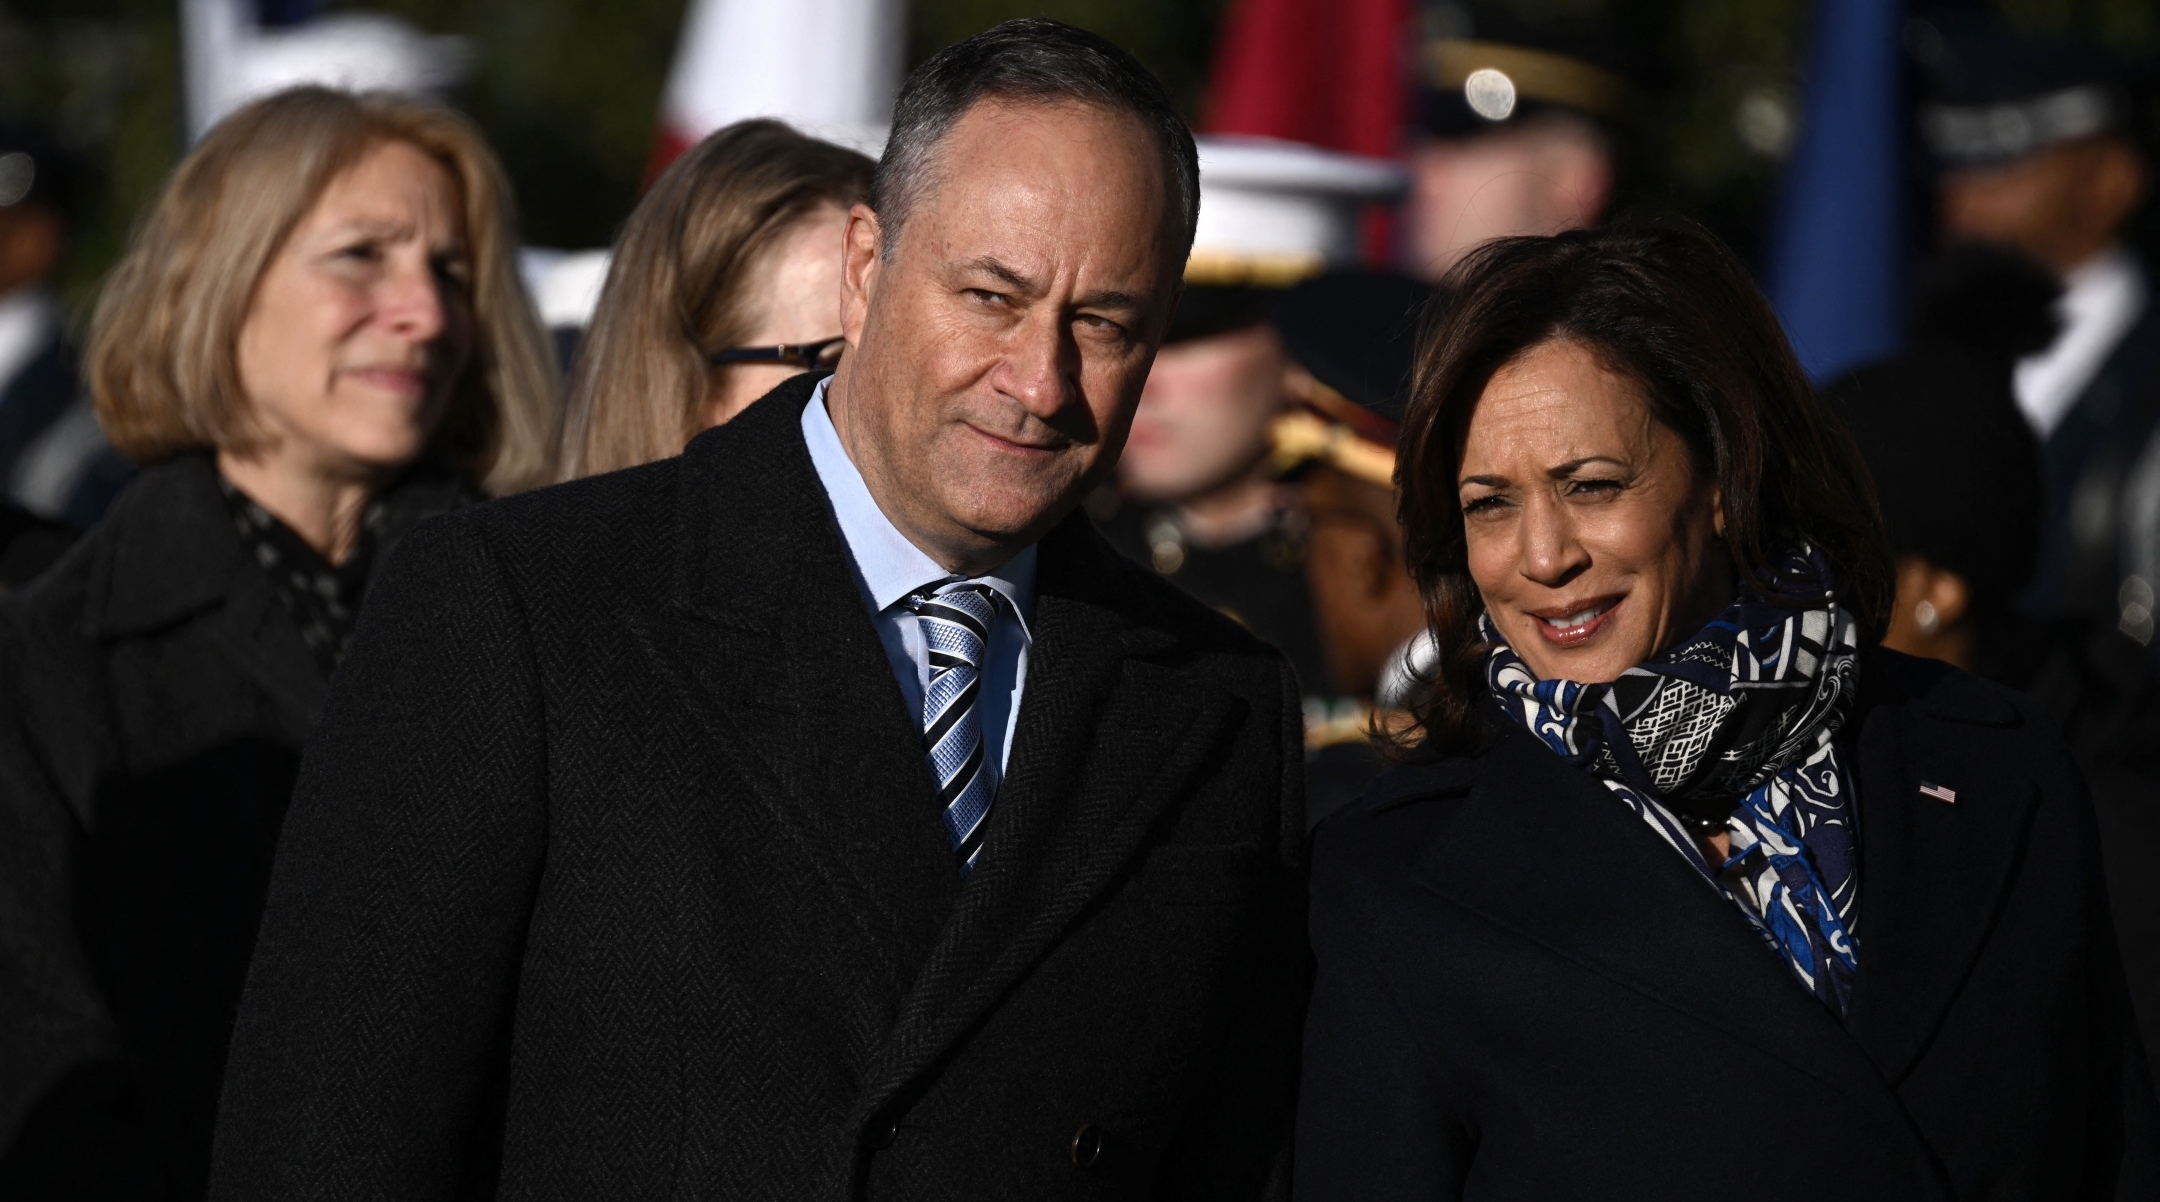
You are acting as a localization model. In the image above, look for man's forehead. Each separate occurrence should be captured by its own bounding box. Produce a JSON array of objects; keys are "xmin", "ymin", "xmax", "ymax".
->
[
  {"xmin": 947, "ymin": 94, "xmax": 1152, "ymax": 151},
  {"xmin": 901, "ymin": 100, "xmax": 1179, "ymax": 285}
]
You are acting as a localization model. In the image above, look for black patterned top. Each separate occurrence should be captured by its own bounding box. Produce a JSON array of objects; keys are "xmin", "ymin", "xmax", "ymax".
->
[{"xmin": 217, "ymin": 476, "xmax": 384, "ymax": 677}]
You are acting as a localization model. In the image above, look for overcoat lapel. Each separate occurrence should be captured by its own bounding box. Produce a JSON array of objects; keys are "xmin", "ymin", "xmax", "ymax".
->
[
  {"xmin": 1415, "ymin": 717, "xmax": 1887, "ymax": 1096},
  {"xmin": 646, "ymin": 377, "xmax": 958, "ymax": 989},
  {"xmin": 84, "ymin": 455, "xmax": 327, "ymax": 735},
  {"xmin": 649, "ymin": 377, "xmax": 1244, "ymax": 1111},
  {"xmin": 195, "ymin": 567, "xmax": 329, "ymax": 733},
  {"xmin": 854, "ymin": 516, "xmax": 1241, "ymax": 1116},
  {"xmin": 1843, "ymin": 657, "xmax": 2037, "ymax": 1083}
]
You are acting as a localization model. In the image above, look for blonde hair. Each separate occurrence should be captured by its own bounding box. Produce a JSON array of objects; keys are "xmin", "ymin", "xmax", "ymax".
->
[
  {"xmin": 556, "ymin": 120, "xmax": 872, "ymax": 480},
  {"xmin": 87, "ymin": 86, "xmax": 559, "ymax": 496}
]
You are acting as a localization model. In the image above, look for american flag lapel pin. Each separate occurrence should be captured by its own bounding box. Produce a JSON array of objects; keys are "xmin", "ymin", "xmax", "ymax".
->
[{"xmin": 1919, "ymin": 781, "xmax": 1957, "ymax": 804}]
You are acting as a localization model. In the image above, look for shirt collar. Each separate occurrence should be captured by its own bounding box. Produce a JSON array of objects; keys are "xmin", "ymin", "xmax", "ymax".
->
[{"xmin": 801, "ymin": 376, "xmax": 1036, "ymax": 633}]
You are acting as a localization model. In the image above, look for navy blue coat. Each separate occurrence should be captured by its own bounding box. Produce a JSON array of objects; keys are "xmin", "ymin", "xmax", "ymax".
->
[{"xmin": 1297, "ymin": 649, "xmax": 2158, "ymax": 1200}]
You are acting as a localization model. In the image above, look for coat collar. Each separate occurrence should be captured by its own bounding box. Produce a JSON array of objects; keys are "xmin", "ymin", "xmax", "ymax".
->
[
  {"xmin": 1841, "ymin": 650, "xmax": 2036, "ymax": 1084},
  {"xmin": 80, "ymin": 453, "xmax": 327, "ymax": 729},
  {"xmin": 83, "ymin": 452, "xmax": 248, "ymax": 640},
  {"xmin": 651, "ymin": 374, "xmax": 1235, "ymax": 1114},
  {"xmin": 657, "ymin": 373, "xmax": 962, "ymax": 986},
  {"xmin": 79, "ymin": 451, "xmax": 478, "ymax": 730},
  {"xmin": 1370, "ymin": 647, "xmax": 2036, "ymax": 1089},
  {"xmin": 1408, "ymin": 713, "xmax": 1883, "ymax": 1093}
]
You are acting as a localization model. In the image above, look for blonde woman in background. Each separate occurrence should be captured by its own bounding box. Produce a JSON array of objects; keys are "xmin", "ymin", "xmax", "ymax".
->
[
  {"xmin": 557, "ymin": 119, "xmax": 872, "ymax": 479},
  {"xmin": 0, "ymin": 86, "xmax": 554, "ymax": 1199}
]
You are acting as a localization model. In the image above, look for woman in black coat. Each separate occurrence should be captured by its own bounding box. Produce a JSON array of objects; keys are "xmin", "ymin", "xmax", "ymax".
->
[
  {"xmin": 1294, "ymin": 224, "xmax": 2158, "ymax": 1200},
  {"xmin": 0, "ymin": 89, "xmax": 556, "ymax": 1200}
]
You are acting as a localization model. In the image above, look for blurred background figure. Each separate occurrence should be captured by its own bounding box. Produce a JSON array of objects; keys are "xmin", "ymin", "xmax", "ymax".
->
[
  {"xmin": 1098, "ymin": 136, "xmax": 1400, "ymax": 697},
  {"xmin": 556, "ymin": 119, "xmax": 870, "ymax": 480},
  {"xmin": 1264, "ymin": 267, "xmax": 1434, "ymax": 825},
  {"xmin": 0, "ymin": 122, "xmax": 85, "ymax": 583},
  {"xmin": 0, "ymin": 87, "xmax": 554, "ymax": 1201},
  {"xmin": 181, "ymin": 0, "xmax": 468, "ymax": 142},
  {"xmin": 1398, "ymin": 6, "xmax": 1630, "ymax": 279},
  {"xmin": 1828, "ymin": 240, "xmax": 2160, "ymax": 1090},
  {"xmin": 527, "ymin": 0, "xmax": 902, "ymax": 361},
  {"xmin": 1912, "ymin": 11, "xmax": 2160, "ymax": 642}
]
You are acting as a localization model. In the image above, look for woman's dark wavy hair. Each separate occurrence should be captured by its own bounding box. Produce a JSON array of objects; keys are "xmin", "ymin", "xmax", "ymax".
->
[{"xmin": 1396, "ymin": 221, "xmax": 1894, "ymax": 754}]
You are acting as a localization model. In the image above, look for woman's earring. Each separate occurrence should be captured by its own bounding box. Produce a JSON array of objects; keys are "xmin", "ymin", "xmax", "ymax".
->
[{"xmin": 1914, "ymin": 599, "xmax": 1940, "ymax": 637}]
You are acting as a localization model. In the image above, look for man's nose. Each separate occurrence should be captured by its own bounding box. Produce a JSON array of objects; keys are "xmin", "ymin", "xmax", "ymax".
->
[
  {"xmin": 1517, "ymin": 494, "xmax": 1588, "ymax": 587},
  {"xmin": 997, "ymin": 306, "xmax": 1078, "ymax": 418}
]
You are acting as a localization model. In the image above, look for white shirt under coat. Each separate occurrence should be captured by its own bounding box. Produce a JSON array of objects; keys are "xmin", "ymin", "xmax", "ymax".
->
[
  {"xmin": 2015, "ymin": 246, "xmax": 2148, "ymax": 439},
  {"xmin": 799, "ymin": 375, "xmax": 1037, "ymax": 781}
]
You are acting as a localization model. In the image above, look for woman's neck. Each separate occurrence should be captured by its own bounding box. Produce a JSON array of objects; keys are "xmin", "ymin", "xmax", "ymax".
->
[{"xmin": 216, "ymin": 448, "xmax": 384, "ymax": 565}]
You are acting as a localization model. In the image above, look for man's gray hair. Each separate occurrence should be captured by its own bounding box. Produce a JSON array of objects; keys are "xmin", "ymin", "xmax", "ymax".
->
[{"xmin": 871, "ymin": 19, "xmax": 1200, "ymax": 262}]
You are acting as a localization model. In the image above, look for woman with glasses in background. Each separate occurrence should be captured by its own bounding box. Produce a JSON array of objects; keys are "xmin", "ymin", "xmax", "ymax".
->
[{"xmin": 555, "ymin": 120, "xmax": 872, "ymax": 480}]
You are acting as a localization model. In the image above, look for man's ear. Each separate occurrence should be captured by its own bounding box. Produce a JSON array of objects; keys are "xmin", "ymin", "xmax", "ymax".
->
[{"xmin": 839, "ymin": 203, "xmax": 883, "ymax": 346}]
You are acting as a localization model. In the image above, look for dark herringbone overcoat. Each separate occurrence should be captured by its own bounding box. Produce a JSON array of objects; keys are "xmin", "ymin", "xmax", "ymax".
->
[{"xmin": 208, "ymin": 373, "xmax": 1309, "ymax": 1201}]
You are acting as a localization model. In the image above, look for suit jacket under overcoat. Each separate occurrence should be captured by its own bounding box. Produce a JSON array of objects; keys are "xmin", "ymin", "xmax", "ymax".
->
[
  {"xmin": 1295, "ymin": 648, "xmax": 2159, "ymax": 1200},
  {"xmin": 207, "ymin": 373, "xmax": 1309, "ymax": 1201}
]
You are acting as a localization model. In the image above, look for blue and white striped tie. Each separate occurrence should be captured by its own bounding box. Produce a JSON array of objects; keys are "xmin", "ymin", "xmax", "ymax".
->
[{"xmin": 910, "ymin": 581, "xmax": 1000, "ymax": 876}]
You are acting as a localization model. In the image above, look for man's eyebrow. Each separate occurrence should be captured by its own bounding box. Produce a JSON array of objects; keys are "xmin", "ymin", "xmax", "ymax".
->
[
  {"xmin": 959, "ymin": 257, "xmax": 1149, "ymax": 313},
  {"xmin": 963, "ymin": 256, "xmax": 1037, "ymax": 293},
  {"xmin": 1073, "ymin": 287, "xmax": 1147, "ymax": 313}
]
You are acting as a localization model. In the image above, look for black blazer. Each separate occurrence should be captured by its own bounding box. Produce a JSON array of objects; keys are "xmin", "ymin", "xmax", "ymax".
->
[
  {"xmin": 1296, "ymin": 648, "xmax": 2158, "ymax": 1200},
  {"xmin": 0, "ymin": 453, "xmax": 466, "ymax": 1200},
  {"xmin": 208, "ymin": 373, "xmax": 1309, "ymax": 1201}
]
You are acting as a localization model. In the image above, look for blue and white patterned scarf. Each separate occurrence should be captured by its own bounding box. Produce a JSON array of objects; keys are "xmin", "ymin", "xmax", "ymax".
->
[{"xmin": 1482, "ymin": 549, "xmax": 1863, "ymax": 1014}]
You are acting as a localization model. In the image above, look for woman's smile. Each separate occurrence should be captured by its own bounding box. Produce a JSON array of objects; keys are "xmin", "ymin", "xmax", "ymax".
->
[{"xmin": 1528, "ymin": 594, "xmax": 1624, "ymax": 647}]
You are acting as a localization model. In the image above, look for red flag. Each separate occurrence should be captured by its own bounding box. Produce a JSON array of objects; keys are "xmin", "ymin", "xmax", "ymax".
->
[{"xmin": 1204, "ymin": 0, "xmax": 1410, "ymax": 159}]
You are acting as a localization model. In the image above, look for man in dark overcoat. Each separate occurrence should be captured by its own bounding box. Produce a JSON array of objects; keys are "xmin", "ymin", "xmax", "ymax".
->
[{"xmin": 208, "ymin": 19, "xmax": 1306, "ymax": 1201}]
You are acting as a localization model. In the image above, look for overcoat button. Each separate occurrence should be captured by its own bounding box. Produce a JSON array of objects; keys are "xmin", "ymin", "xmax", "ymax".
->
[
  {"xmin": 868, "ymin": 1116, "xmax": 899, "ymax": 1149},
  {"xmin": 1070, "ymin": 1123, "xmax": 1104, "ymax": 1169}
]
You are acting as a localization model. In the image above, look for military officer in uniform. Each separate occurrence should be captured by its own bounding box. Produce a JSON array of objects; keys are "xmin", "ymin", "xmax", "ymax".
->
[
  {"xmin": 1262, "ymin": 268, "xmax": 1437, "ymax": 827},
  {"xmin": 1913, "ymin": 13, "xmax": 2160, "ymax": 647},
  {"xmin": 1096, "ymin": 136, "xmax": 1401, "ymax": 698},
  {"xmin": 1401, "ymin": 4, "xmax": 1635, "ymax": 279},
  {"xmin": 0, "ymin": 124, "xmax": 90, "ymax": 577}
]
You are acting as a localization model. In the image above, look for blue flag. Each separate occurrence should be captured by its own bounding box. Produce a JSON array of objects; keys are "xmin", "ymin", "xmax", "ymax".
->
[{"xmin": 1768, "ymin": 0, "xmax": 1907, "ymax": 384}]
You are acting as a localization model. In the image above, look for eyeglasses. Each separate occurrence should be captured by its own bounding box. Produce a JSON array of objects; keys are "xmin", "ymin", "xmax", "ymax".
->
[{"xmin": 707, "ymin": 336, "xmax": 846, "ymax": 370}]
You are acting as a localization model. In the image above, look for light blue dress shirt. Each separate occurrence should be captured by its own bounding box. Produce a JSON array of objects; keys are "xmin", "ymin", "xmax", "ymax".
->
[{"xmin": 801, "ymin": 376, "xmax": 1036, "ymax": 778}]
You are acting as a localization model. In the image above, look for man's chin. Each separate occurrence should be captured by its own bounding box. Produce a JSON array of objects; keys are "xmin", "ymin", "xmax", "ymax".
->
[{"xmin": 949, "ymin": 482, "xmax": 1087, "ymax": 544}]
